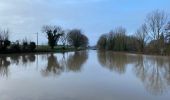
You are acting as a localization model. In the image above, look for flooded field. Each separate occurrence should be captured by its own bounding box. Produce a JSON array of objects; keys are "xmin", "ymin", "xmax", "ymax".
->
[{"xmin": 0, "ymin": 50, "xmax": 170, "ymax": 100}]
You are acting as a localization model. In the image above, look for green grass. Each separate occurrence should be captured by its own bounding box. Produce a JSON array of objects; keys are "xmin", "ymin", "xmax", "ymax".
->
[
  {"xmin": 35, "ymin": 45, "xmax": 86, "ymax": 53},
  {"xmin": 0, "ymin": 45, "xmax": 87, "ymax": 54}
]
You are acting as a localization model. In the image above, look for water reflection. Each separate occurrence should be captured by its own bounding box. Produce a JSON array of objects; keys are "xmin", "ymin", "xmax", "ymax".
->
[
  {"xmin": 0, "ymin": 56, "xmax": 10, "ymax": 77},
  {"xmin": 21, "ymin": 54, "xmax": 36, "ymax": 66},
  {"xmin": 97, "ymin": 51, "xmax": 136, "ymax": 74},
  {"xmin": 66, "ymin": 51, "xmax": 88, "ymax": 72},
  {"xmin": 41, "ymin": 54, "xmax": 64, "ymax": 77},
  {"xmin": 0, "ymin": 54, "xmax": 37, "ymax": 77},
  {"xmin": 10, "ymin": 55, "xmax": 20, "ymax": 65},
  {"xmin": 133, "ymin": 56, "xmax": 170, "ymax": 95},
  {"xmin": 1, "ymin": 50, "xmax": 170, "ymax": 97},
  {"xmin": 41, "ymin": 51, "xmax": 88, "ymax": 77},
  {"xmin": 97, "ymin": 51, "xmax": 170, "ymax": 95},
  {"xmin": 0, "ymin": 51, "xmax": 88, "ymax": 78}
]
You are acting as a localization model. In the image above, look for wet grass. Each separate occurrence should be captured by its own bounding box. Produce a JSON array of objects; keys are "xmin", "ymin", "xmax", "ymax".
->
[{"xmin": 0, "ymin": 45, "xmax": 86, "ymax": 54}]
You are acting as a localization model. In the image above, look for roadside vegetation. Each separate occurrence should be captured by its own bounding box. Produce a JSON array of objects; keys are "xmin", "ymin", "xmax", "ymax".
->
[
  {"xmin": 41, "ymin": 25, "xmax": 89, "ymax": 52},
  {"xmin": 1, "ymin": 9, "xmax": 170, "ymax": 56},
  {"xmin": 97, "ymin": 10, "xmax": 170, "ymax": 55},
  {"xmin": 0, "ymin": 26, "xmax": 89, "ymax": 54}
]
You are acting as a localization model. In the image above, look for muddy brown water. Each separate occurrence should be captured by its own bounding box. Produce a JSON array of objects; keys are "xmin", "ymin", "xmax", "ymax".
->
[{"xmin": 0, "ymin": 50, "xmax": 170, "ymax": 100}]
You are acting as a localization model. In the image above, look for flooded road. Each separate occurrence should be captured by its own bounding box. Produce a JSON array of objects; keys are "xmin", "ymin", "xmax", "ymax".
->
[{"xmin": 0, "ymin": 50, "xmax": 170, "ymax": 100}]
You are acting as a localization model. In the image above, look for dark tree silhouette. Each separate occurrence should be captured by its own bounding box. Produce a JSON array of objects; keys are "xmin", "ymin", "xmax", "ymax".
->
[
  {"xmin": 67, "ymin": 29, "xmax": 88, "ymax": 49},
  {"xmin": 29, "ymin": 42, "xmax": 36, "ymax": 51},
  {"xmin": 42, "ymin": 25, "xmax": 64, "ymax": 49},
  {"xmin": 0, "ymin": 29, "xmax": 11, "ymax": 50}
]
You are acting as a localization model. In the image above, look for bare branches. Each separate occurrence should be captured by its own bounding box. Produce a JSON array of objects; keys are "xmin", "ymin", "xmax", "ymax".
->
[
  {"xmin": 42, "ymin": 25, "xmax": 63, "ymax": 49},
  {"xmin": 135, "ymin": 24, "xmax": 149, "ymax": 43},
  {"xmin": 60, "ymin": 31, "xmax": 68, "ymax": 47},
  {"xmin": 135, "ymin": 23, "xmax": 149, "ymax": 52},
  {"xmin": 0, "ymin": 28, "xmax": 10, "ymax": 40},
  {"xmin": 42, "ymin": 25, "xmax": 62, "ymax": 34},
  {"xmin": 146, "ymin": 10, "xmax": 168, "ymax": 40}
]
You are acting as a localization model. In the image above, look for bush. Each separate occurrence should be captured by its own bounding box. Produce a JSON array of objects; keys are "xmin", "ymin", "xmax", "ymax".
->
[
  {"xmin": 3, "ymin": 40, "xmax": 11, "ymax": 49},
  {"xmin": 10, "ymin": 42, "xmax": 20, "ymax": 52},
  {"xmin": 22, "ymin": 41, "xmax": 28, "ymax": 50},
  {"xmin": 29, "ymin": 42, "xmax": 36, "ymax": 51}
]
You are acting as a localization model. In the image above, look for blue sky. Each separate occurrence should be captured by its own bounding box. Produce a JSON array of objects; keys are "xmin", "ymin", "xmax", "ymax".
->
[{"xmin": 0, "ymin": 0, "xmax": 170, "ymax": 45}]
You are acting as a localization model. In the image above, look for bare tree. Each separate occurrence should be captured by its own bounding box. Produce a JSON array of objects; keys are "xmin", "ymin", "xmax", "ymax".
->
[
  {"xmin": 60, "ymin": 30, "xmax": 68, "ymax": 49},
  {"xmin": 0, "ymin": 29, "xmax": 11, "ymax": 50},
  {"xmin": 0, "ymin": 29, "xmax": 9, "ymax": 41},
  {"xmin": 135, "ymin": 23, "xmax": 149, "ymax": 52},
  {"xmin": 146, "ymin": 10, "xmax": 167, "ymax": 40},
  {"xmin": 42, "ymin": 25, "xmax": 64, "ymax": 49}
]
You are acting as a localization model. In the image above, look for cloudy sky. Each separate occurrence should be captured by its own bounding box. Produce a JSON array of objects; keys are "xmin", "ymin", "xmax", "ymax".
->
[{"xmin": 0, "ymin": 0, "xmax": 170, "ymax": 45}]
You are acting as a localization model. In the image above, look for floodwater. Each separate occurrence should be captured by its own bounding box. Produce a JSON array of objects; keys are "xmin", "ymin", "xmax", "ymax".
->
[{"xmin": 0, "ymin": 50, "xmax": 170, "ymax": 100}]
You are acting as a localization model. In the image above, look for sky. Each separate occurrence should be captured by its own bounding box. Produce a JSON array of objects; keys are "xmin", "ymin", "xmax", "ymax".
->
[{"xmin": 0, "ymin": 0, "xmax": 170, "ymax": 45}]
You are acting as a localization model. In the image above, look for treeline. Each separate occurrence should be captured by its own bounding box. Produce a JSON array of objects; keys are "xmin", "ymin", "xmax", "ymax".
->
[
  {"xmin": 97, "ymin": 10, "xmax": 170, "ymax": 55},
  {"xmin": 0, "ymin": 25, "xmax": 89, "ymax": 53},
  {"xmin": 0, "ymin": 29, "xmax": 36, "ymax": 53},
  {"xmin": 42, "ymin": 25, "xmax": 89, "ymax": 50}
]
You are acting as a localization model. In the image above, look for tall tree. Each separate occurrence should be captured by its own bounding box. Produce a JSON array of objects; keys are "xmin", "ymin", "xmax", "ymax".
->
[
  {"xmin": 67, "ymin": 29, "xmax": 89, "ymax": 49},
  {"xmin": 97, "ymin": 34, "xmax": 108, "ymax": 50},
  {"xmin": 42, "ymin": 25, "xmax": 64, "ymax": 49},
  {"xmin": 113, "ymin": 27, "xmax": 127, "ymax": 51},
  {"xmin": 135, "ymin": 24, "xmax": 149, "ymax": 52},
  {"xmin": 97, "ymin": 27, "xmax": 127, "ymax": 51},
  {"xmin": 146, "ymin": 10, "xmax": 167, "ymax": 40}
]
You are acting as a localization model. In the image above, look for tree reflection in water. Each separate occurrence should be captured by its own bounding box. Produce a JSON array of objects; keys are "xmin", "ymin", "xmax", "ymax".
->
[
  {"xmin": 41, "ymin": 51, "xmax": 88, "ymax": 77},
  {"xmin": 21, "ymin": 54, "xmax": 36, "ymax": 66},
  {"xmin": 97, "ymin": 51, "xmax": 135, "ymax": 74},
  {"xmin": 41, "ymin": 53, "xmax": 64, "ymax": 77},
  {"xmin": 66, "ymin": 51, "xmax": 88, "ymax": 72},
  {"xmin": 0, "ymin": 56, "xmax": 10, "ymax": 77},
  {"xmin": 1, "ymin": 51, "xmax": 170, "ymax": 96},
  {"xmin": 97, "ymin": 51, "xmax": 170, "ymax": 95},
  {"xmin": 10, "ymin": 55, "xmax": 20, "ymax": 65},
  {"xmin": 133, "ymin": 55, "xmax": 170, "ymax": 95},
  {"xmin": 0, "ymin": 54, "xmax": 36, "ymax": 77},
  {"xmin": 0, "ymin": 51, "xmax": 88, "ymax": 78}
]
